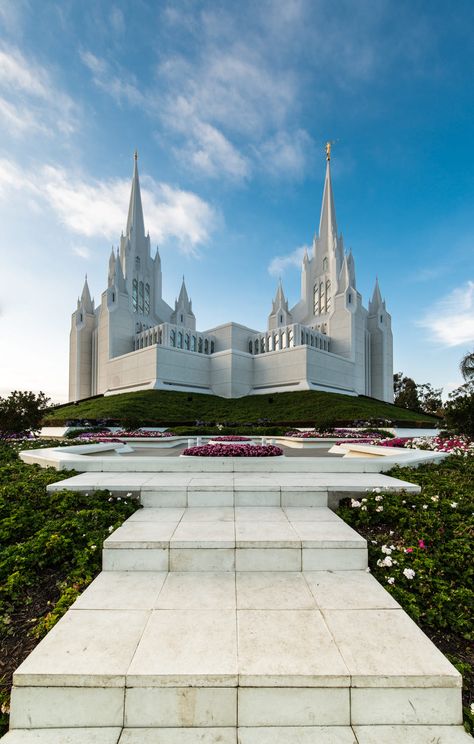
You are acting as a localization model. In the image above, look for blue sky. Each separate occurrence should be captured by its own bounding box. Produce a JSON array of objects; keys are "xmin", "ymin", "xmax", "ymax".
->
[{"xmin": 0, "ymin": 0, "xmax": 473, "ymax": 402}]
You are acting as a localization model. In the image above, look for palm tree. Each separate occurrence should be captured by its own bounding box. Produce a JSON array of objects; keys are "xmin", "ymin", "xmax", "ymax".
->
[{"xmin": 460, "ymin": 350, "xmax": 474, "ymax": 380}]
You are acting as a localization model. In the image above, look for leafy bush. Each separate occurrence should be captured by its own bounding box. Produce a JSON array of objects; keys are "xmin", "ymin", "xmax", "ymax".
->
[
  {"xmin": 444, "ymin": 382, "xmax": 474, "ymax": 440},
  {"xmin": 337, "ymin": 455, "xmax": 474, "ymax": 731},
  {"xmin": 0, "ymin": 391, "xmax": 50, "ymax": 439}
]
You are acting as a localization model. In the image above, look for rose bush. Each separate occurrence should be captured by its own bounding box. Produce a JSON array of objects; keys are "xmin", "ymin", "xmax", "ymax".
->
[{"xmin": 183, "ymin": 443, "xmax": 283, "ymax": 457}]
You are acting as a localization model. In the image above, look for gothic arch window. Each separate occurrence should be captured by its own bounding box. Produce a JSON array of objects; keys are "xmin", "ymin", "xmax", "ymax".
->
[
  {"xmin": 177, "ymin": 332, "xmax": 183, "ymax": 349},
  {"xmin": 210, "ymin": 340, "xmax": 215, "ymax": 354},
  {"xmin": 313, "ymin": 284, "xmax": 319, "ymax": 315},
  {"xmin": 323, "ymin": 257, "xmax": 328, "ymax": 272},
  {"xmin": 274, "ymin": 334, "xmax": 279, "ymax": 351},
  {"xmin": 261, "ymin": 337, "xmax": 266, "ymax": 353},
  {"xmin": 132, "ymin": 279, "xmax": 138, "ymax": 311},
  {"xmin": 326, "ymin": 280, "xmax": 331, "ymax": 312},
  {"xmin": 198, "ymin": 337, "xmax": 203, "ymax": 353},
  {"xmin": 348, "ymin": 293, "xmax": 352, "ymax": 304},
  {"xmin": 282, "ymin": 332, "xmax": 287, "ymax": 349},
  {"xmin": 319, "ymin": 281, "xmax": 325, "ymax": 312},
  {"xmin": 144, "ymin": 284, "xmax": 150, "ymax": 315},
  {"xmin": 180, "ymin": 313, "xmax": 184, "ymax": 323},
  {"xmin": 280, "ymin": 314, "xmax": 283, "ymax": 324},
  {"xmin": 255, "ymin": 339, "xmax": 259, "ymax": 354},
  {"xmin": 204, "ymin": 339, "xmax": 209, "ymax": 354},
  {"xmin": 185, "ymin": 334, "xmax": 190, "ymax": 350},
  {"xmin": 170, "ymin": 330, "xmax": 176, "ymax": 347},
  {"xmin": 158, "ymin": 329, "xmax": 163, "ymax": 344},
  {"xmin": 288, "ymin": 328, "xmax": 294, "ymax": 347},
  {"xmin": 268, "ymin": 335, "xmax": 273, "ymax": 352},
  {"xmin": 138, "ymin": 281, "xmax": 144, "ymax": 313},
  {"xmin": 249, "ymin": 340, "xmax": 253, "ymax": 354},
  {"xmin": 192, "ymin": 335, "xmax": 196, "ymax": 351}
]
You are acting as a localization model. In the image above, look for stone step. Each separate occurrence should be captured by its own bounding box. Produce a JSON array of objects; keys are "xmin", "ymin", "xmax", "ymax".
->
[
  {"xmin": 101, "ymin": 507, "xmax": 367, "ymax": 571},
  {"xmin": 9, "ymin": 571, "xmax": 462, "ymax": 730},
  {"xmin": 2, "ymin": 726, "xmax": 472, "ymax": 743},
  {"xmin": 140, "ymin": 486, "xmax": 330, "ymax": 508}
]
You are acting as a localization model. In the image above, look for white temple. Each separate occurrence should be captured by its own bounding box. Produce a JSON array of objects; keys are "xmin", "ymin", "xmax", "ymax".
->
[{"xmin": 69, "ymin": 149, "xmax": 393, "ymax": 402}]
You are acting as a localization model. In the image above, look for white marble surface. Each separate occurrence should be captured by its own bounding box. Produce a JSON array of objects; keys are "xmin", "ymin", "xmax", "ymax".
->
[
  {"xmin": 156, "ymin": 572, "xmax": 236, "ymax": 609},
  {"xmin": 9, "ymin": 687, "xmax": 124, "ymax": 728},
  {"xmin": 238, "ymin": 727, "xmax": 358, "ymax": 744},
  {"xmin": 236, "ymin": 572, "xmax": 315, "ymax": 610},
  {"xmin": 0, "ymin": 730, "xmax": 122, "ymax": 744},
  {"xmin": 119, "ymin": 729, "xmax": 237, "ymax": 744},
  {"xmin": 353, "ymin": 725, "xmax": 473, "ymax": 743},
  {"xmin": 304, "ymin": 570, "xmax": 400, "ymax": 610},
  {"xmin": 238, "ymin": 687, "xmax": 350, "ymax": 726},
  {"xmin": 124, "ymin": 687, "xmax": 237, "ymax": 727},
  {"xmin": 72, "ymin": 571, "xmax": 167, "ymax": 610}
]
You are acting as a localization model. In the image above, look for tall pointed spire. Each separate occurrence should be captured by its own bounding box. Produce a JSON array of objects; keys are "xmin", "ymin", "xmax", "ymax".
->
[
  {"xmin": 80, "ymin": 275, "xmax": 94, "ymax": 313},
  {"xmin": 318, "ymin": 147, "xmax": 338, "ymax": 245},
  {"xmin": 126, "ymin": 150, "xmax": 145, "ymax": 240},
  {"xmin": 369, "ymin": 277, "xmax": 383, "ymax": 312}
]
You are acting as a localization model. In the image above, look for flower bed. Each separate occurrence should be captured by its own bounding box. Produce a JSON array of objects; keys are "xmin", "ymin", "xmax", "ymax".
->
[
  {"xmin": 376, "ymin": 435, "xmax": 474, "ymax": 456},
  {"xmin": 211, "ymin": 435, "xmax": 252, "ymax": 441},
  {"xmin": 77, "ymin": 430, "xmax": 175, "ymax": 441},
  {"xmin": 285, "ymin": 428, "xmax": 391, "ymax": 440},
  {"xmin": 183, "ymin": 443, "xmax": 283, "ymax": 457}
]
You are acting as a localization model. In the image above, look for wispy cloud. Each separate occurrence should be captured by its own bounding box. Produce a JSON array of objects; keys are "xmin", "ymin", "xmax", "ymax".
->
[
  {"xmin": 0, "ymin": 158, "xmax": 217, "ymax": 255},
  {"xmin": 418, "ymin": 281, "xmax": 474, "ymax": 347},
  {"xmin": 268, "ymin": 244, "xmax": 310, "ymax": 277},
  {"xmin": 0, "ymin": 43, "xmax": 79, "ymax": 137}
]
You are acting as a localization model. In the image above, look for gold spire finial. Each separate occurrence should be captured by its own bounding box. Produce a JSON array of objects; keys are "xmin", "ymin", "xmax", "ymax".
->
[
  {"xmin": 325, "ymin": 141, "xmax": 332, "ymax": 161},
  {"xmin": 134, "ymin": 149, "xmax": 138, "ymax": 162}
]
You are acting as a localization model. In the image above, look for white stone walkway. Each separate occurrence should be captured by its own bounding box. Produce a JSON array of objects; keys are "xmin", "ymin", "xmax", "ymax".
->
[{"xmin": 2, "ymin": 474, "xmax": 472, "ymax": 743}]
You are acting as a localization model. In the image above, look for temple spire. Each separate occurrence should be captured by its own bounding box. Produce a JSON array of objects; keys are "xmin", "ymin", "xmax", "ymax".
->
[
  {"xmin": 80, "ymin": 275, "xmax": 94, "ymax": 313},
  {"xmin": 126, "ymin": 150, "xmax": 145, "ymax": 240},
  {"xmin": 369, "ymin": 277, "xmax": 383, "ymax": 311},
  {"xmin": 318, "ymin": 150, "xmax": 338, "ymax": 245}
]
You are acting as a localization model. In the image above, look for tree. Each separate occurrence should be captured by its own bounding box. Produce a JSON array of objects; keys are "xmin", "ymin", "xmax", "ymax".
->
[
  {"xmin": 417, "ymin": 383, "xmax": 443, "ymax": 415},
  {"xmin": 393, "ymin": 373, "xmax": 421, "ymax": 411},
  {"xmin": 0, "ymin": 391, "xmax": 50, "ymax": 439},
  {"xmin": 444, "ymin": 381, "xmax": 474, "ymax": 439},
  {"xmin": 460, "ymin": 350, "xmax": 474, "ymax": 381}
]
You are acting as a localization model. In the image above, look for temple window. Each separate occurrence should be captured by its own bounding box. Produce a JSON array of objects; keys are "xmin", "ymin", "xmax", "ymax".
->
[
  {"xmin": 138, "ymin": 281, "xmax": 144, "ymax": 313},
  {"xmin": 132, "ymin": 279, "xmax": 138, "ymax": 311},
  {"xmin": 135, "ymin": 256, "xmax": 140, "ymax": 270},
  {"xmin": 170, "ymin": 330, "xmax": 176, "ymax": 347},
  {"xmin": 249, "ymin": 340, "xmax": 253, "ymax": 354},
  {"xmin": 204, "ymin": 339, "xmax": 209, "ymax": 354},
  {"xmin": 323, "ymin": 257, "xmax": 328, "ymax": 271},
  {"xmin": 192, "ymin": 335, "xmax": 196, "ymax": 351},
  {"xmin": 313, "ymin": 284, "xmax": 319, "ymax": 314},
  {"xmin": 144, "ymin": 284, "xmax": 150, "ymax": 314},
  {"xmin": 185, "ymin": 334, "xmax": 190, "ymax": 350},
  {"xmin": 326, "ymin": 280, "xmax": 331, "ymax": 312},
  {"xmin": 210, "ymin": 340, "xmax": 215, "ymax": 353},
  {"xmin": 198, "ymin": 337, "xmax": 203, "ymax": 353}
]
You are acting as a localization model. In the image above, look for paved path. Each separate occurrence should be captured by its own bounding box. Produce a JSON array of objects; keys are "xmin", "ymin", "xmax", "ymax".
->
[{"xmin": 2, "ymin": 473, "xmax": 471, "ymax": 743}]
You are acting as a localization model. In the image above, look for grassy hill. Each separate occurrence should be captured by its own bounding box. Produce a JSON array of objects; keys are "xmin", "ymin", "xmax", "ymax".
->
[{"xmin": 44, "ymin": 389, "xmax": 438, "ymax": 428}]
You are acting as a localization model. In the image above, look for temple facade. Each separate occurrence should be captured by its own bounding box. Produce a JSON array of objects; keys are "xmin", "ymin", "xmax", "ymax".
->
[{"xmin": 69, "ymin": 152, "xmax": 393, "ymax": 402}]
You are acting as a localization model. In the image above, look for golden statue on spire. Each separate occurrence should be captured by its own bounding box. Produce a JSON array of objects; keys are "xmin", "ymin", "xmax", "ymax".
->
[{"xmin": 325, "ymin": 141, "xmax": 332, "ymax": 161}]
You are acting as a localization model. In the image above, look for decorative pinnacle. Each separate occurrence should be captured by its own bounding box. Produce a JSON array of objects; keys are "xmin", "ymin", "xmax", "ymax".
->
[
  {"xmin": 134, "ymin": 149, "xmax": 138, "ymax": 162},
  {"xmin": 325, "ymin": 141, "xmax": 335, "ymax": 161}
]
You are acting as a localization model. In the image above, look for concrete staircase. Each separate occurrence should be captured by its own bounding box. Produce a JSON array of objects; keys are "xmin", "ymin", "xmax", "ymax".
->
[{"xmin": 2, "ymin": 480, "xmax": 471, "ymax": 743}]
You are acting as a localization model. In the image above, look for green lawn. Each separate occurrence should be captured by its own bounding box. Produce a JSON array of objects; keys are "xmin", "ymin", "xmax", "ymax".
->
[{"xmin": 45, "ymin": 388, "xmax": 438, "ymax": 427}]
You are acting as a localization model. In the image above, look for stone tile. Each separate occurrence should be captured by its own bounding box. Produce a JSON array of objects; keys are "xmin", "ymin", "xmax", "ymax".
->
[
  {"xmin": 72, "ymin": 571, "xmax": 167, "ymax": 610},
  {"xmin": 238, "ymin": 687, "xmax": 350, "ymax": 726},
  {"xmin": 235, "ymin": 522, "xmax": 299, "ymax": 548},
  {"xmin": 238, "ymin": 727, "xmax": 358, "ymax": 744},
  {"xmin": 119, "ymin": 728, "xmax": 237, "ymax": 744},
  {"xmin": 304, "ymin": 571, "xmax": 400, "ymax": 610},
  {"xmin": 324, "ymin": 609, "xmax": 461, "ymax": 687},
  {"xmin": 9, "ymin": 686, "xmax": 124, "ymax": 728},
  {"xmin": 284, "ymin": 507, "xmax": 342, "ymax": 522},
  {"xmin": 103, "ymin": 548, "xmax": 169, "ymax": 571},
  {"xmin": 14, "ymin": 609, "xmax": 149, "ymax": 687},
  {"xmin": 236, "ymin": 572, "xmax": 315, "ymax": 609},
  {"xmin": 124, "ymin": 687, "xmax": 237, "ymax": 727},
  {"xmin": 353, "ymin": 725, "xmax": 473, "ymax": 743},
  {"xmin": 234, "ymin": 491, "xmax": 280, "ymax": 507},
  {"xmin": 0, "ymin": 730, "xmax": 122, "ymax": 744},
  {"xmin": 126, "ymin": 507, "xmax": 185, "ymax": 522},
  {"xmin": 237, "ymin": 609, "xmax": 349, "ymax": 686},
  {"xmin": 303, "ymin": 548, "xmax": 367, "ymax": 571},
  {"xmin": 291, "ymin": 521, "xmax": 366, "ymax": 547},
  {"xmin": 351, "ymin": 687, "xmax": 462, "ymax": 725},
  {"xmin": 235, "ymin": 507, "xmax": 289, "ymax": 522},
  {"xmin": 140, "ymin": 491, "xmax": 187, "ymax": 507},
  {"xmin": 127, "ymin": 609, "xmax": 238, "ymax": 686},
  {"xmin": 187, "ymin": 491, "xmax": 234, "ymax": 507},
  {"xmin": 236, "ymin": 548, "xmax": 300, "ymax": 572},
  {"xmin": 281, "ymin": 491, "xmax": 327, "ymax": 507},
  {"xmin": 180, "ymin": 507, "xmax": 235, "ymax": 522},
  {"xmin": 104, "ymin": 522, "xmax": 177, "ymax": 548},
  {"xmin": 171, "ymin": 521, "xmax": 235, "ymax": 548},
  {"xmin": 170, "ymin": 548, "xmax": 235, "ymax": 571},
  {"xmin": 156, "ymin": 572, "xmax": 236, "ymax": 609}
]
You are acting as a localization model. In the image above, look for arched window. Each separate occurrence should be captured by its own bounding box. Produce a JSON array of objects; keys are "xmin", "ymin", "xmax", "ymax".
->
[
  {"xmin": 170, "ymin": 330, "xmax": 176, "ymax": 347},
  {"xmin": 261, "ymin": 337, "xmax": 266, "ymax": 353},
  {"xmin": 158, "ymin": 329, "xmax": 163, "ymax": 344},
  {"xmin": 135, "ymin": 256, "xmax": 140, "ymax": 270},
  {"xmin": 180, "ymin": 313, "xmax": 184, "ymax": 323},
  {"xmin": 255, "ymin": 339, "xmax": 259, "ymax": 354},
  {"xmin": 249, "ymin": 340, "xmax": 253, "ymax": 354},
  {"xmin": 185, "ymin": 334, "xmax": 190, "ymax": 350},
  {"xmin": 132, "ymin": 279, "xmax": 138, "ymax": 311},
  {"xmin": 138, "ymin": 281, "xmax": 144, "ymax": 313},
  {"xmin": 319, "ymin": 281, "xmax": 325, "ymax": 312},
  {"xmin": 348, "ymin": 293, "xmax": 352, "ymax": 304},
  {"xmin": 192, "ymin": 335, "xmax": 196, "ymax": 351},
  {"xmin": 288, "ymin": 329, "xmax": 294, "ymax": 347},
  {"xmin": 198, "ymin": 337, "xmax": 203, "ymax": 353},
  {"xmin": 210, "ymin": 340, "xmax": 215, "ymax": 354},
  {"xmin": 268, "ymin": 335, "xmax": 273, "ymax": 352},
  {"xmin": 144, "ymin": 284, "xmax": 150, "ymax": 314},
  {"xmin": 323, "ymin": 257, "xmax": 328, "ymax": 272},
  {"xmin": 282, "ymin": 332, "xmax": 287, "ymax": 349},
  {"xmin": 274, "ymin": 334, "xmax": 279, "ymax": 351},
  {"xmin": 178, "ymin": 332, "xmax": 183, "ymax": 349},
  {"xmin": 204, "ymin": 339, "xmax": 209, "ymax": 354},
  {"xmin": 313, "ymin": 284, "xmax": 319, "ymax": 315},
  {"xmin": 326, "ymin": 280, "xmax": 331, "ymax": 312}
]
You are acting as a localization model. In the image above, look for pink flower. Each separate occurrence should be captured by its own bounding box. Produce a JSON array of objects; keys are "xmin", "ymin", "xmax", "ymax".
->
[
  {"xmin": 418, "ymin": 540, "xmax": 426, "ymax": 549},
  {"xmin": 405, "ymin": 548, "xmax": 413, "ymax": 553}
]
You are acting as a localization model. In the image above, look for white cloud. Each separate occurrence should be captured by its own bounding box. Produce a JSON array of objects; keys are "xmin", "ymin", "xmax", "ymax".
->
[
  {"xmin": 72, "ymin": 245, "xmax": 92, "ymax": 260},
  {"xmin": 0, "ymin": 158, "xmax": 216, "ymax": 254},
  {"xmin": 0, "ymin": 43, "xmax": 78, "ymax": 137},
  {"xmin": 268, "ymin": 244, "xmax": 310, "ymax": 277},
  {"xmin": 418, "ymin": 281, "xmax": 474, "ymax": 347},
  {"xmin": 257, "ymin": 129, "xmax": 313, "ymax": 179},
  {"xmin": 80, "ymin": 50, "xmax": 146, "ymax": 108}
]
